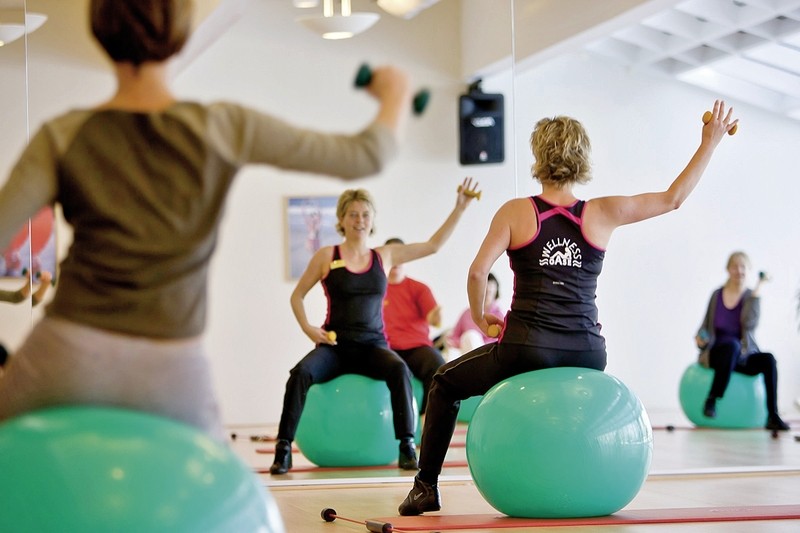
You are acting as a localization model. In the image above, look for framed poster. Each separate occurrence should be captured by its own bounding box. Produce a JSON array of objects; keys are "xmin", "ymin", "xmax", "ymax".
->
[{"xmin": 285, "ymin": 196, "xmax": 340, "ymax": 280}]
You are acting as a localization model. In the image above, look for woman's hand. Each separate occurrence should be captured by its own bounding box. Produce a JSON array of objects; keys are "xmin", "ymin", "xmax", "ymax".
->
[
  {"xmin": 456, "ymin": 177, "xmax": 480, "ymax": 209},
  {"xmin": 303, "ymin": 325, "xmax": 337, "ymax": 345}
]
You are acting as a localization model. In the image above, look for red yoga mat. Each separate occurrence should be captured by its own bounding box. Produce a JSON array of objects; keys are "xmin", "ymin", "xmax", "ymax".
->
[{"xmin": 371, "ymin": 504, "xmax": 800, "ymax": 530}]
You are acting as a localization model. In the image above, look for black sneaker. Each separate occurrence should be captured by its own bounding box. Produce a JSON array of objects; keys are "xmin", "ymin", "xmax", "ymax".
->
[
  {"xmin": 765, "ymin": 415, "xmax": 790, "ymax": 431},
  {"xmin": 269, "ymin": 439, "xmax": 292, "ymax": 475},
  {"xmin": 399, "ymin": 476, "xmax": 441, "ymax": 516},
  {"xmin": 703, "ymin": 397, "xmax": 717, "ymax": 418},
  {"xmin": 398, "ymin": 439, "xmax": 418, "ymax": 470}
]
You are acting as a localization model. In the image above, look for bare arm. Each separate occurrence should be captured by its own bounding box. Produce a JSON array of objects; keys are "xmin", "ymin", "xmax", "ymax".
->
[
  {"xmin": 32, "ymin": 271, "xmax": 53, "ymax": 306},
  {"xmin": 379, "ymin": 177, "xmax": 479, "ymax": 269},
  {"xmin": 426, "ymin": 305, "xmax": 442, "ymax": 328},
  {"xmin": 290, "ymin": 247, "xmax": 336, "ymax": 345},
  {"xmin": 585, "ymin": 100, "xmax": 737, "ymax": 246},
  {"xmin": 467, "ymin": 204, "xmax": 514, "ymax": 333},
  {"xmin": 365, "ymin": 66, "xmax": 412, "ymax": 143}
]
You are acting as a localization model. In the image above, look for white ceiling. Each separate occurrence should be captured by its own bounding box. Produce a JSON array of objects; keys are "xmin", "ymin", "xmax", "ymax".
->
[
  {"xmin": 4, "ymin": 0, "xmax": 800, "ymax": 121},
  {"xmin": 584, "ymin": 0, "xmax": 800, "ymax": 120}
]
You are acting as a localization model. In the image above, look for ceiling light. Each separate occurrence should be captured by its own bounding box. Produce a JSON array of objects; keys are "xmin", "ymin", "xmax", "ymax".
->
[
  {"xmin": 376, "ymin": 0, "xmax": 439, "ymax": 19},
  {"xmin": 293, "ymin": 0, "xmax": 319, "ymax": 7},
  {"xmin": 296, "ymin": 0, "xmax": 379, "ymax": 40},
  {"xmin": 0, "ymin": 12, "xmax": 47, "ymax": 48}
]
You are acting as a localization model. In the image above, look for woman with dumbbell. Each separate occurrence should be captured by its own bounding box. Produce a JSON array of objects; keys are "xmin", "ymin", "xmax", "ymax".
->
[
  {"xmin": 0, "ymin": 0, "xmax": 413, "ymax": 439},
  {"xmin": 695, "ymin": 251, "xmax": 789, "ymax": 431},
  {"xmin": 399, "ymin": 101, "xmax": 738, "ymax": 516},
  {"xmin": 270, "ymin": 179, "xmax": 479, "ymax": 475}
]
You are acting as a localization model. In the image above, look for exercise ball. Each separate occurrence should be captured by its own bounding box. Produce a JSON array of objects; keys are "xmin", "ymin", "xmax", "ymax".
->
[
  {"xmin": 295, "ymin": 374, "xmax": 417, "ymax": 467},
  {"xmin": 466, "ymin": 367, "xmax": 652, "ymax": 518},
  {"xmin": 457, "ymin": 395, "xmax": 483, "ymax": 423},
  {"xmin": 678, "ymin": 363, "xmax": 767, "ymax": 428},
  {"xmin": 412, "ymin": 377, "xmax": 424, "ymax": 440},
  {"xmin": 0, "ymin": 406, "xmax": 283, "ymax": 533}
]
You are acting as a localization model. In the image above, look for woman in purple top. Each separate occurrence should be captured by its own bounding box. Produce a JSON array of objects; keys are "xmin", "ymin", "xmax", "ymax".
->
[
  {"xmin": 695, "ymin": 251, "xmax": 789, "ymax": 431},
  {"xmin": 399, "ymin": 101, "xmax": 738, "ymax": 516}
]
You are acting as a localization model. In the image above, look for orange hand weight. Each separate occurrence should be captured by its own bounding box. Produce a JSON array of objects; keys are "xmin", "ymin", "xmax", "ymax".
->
[
  {"xmin": 702, "ymin": 110, "xmax": 737, "ymax": 135},
  {"xmin": 457, "ymin": 185, "xmax": 482, "ymax": 200}
]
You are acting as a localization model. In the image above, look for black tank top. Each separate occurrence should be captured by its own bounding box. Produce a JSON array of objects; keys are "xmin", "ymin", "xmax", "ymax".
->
[
  {"xmin": 322, "ymin": 245, "xmax": 388, "ymax": 345},
  {"xmin": 503, "ymin": 196, "xmax": 606, "ymax": 351}
]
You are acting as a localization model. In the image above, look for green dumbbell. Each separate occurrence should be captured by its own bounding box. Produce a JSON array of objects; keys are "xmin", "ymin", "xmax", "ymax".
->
[{"xmin": 354, "ymin": 63, "xmax": 430, "ymax": 116}]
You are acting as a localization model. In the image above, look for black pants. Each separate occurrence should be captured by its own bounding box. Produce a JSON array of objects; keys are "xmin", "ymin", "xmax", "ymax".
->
[
  {"xmin": 708, "ymin": 339, "xmax": 779, "ymax": 416},
  {"xmin": 276, "ymin": 340, "xmax": 415, "ymax": 441},
  {"xmin": 417, "ymin": 342, "xmax": 607, "ymax": 481},
  {"xmin": 393, "ymin": 345, "xmax": 446, "ymax": 414}
]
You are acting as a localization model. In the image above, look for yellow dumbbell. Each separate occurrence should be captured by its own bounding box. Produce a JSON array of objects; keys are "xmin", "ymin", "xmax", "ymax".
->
[
  {"xmin": 457, "ymin": 185, "xmax": 482, "ymax": 201},
  {"xmin": 702, "ymin": 110, "xmax": 737, "ymax": 135}
]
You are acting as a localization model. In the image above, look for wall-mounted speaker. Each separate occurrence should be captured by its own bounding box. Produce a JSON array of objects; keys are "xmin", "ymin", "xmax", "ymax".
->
[{"xmin": 459, "ymin": 91, "xmax": 504, "ymax": 165}]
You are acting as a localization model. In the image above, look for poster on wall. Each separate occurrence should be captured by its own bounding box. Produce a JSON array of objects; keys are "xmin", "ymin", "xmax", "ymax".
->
[
  {"xmin": 285, "ymin": 196, "xmax": 340, "ymax": 280},
  {"xmin": 1, "ymin": 206, "xmax": 57, "ymax": 281}
]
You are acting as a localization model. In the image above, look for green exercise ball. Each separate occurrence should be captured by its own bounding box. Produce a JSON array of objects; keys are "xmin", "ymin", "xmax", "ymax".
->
[
  {"xmin": 466, "ymin": 367, "xmax": 652, "ymax": 518},
  {"xmin": 295, "ymin": 374, "xmax": 417, "ymax": 467},
  {"xmin": 0, "ymin": 406, "xmax": 283, "ymax": 533},
  {"xmin": 457, "ymin": 394, "xmax": 483, "ymax": 423},
  {"xmin": 678, "ymin": 363, "xmax": 767, "ymax": 428}
]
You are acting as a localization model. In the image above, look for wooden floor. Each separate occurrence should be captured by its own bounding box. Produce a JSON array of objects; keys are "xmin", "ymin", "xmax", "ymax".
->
[{"xmin": 229, "ymin": 408, "xmax": 800, "ymax": 532}]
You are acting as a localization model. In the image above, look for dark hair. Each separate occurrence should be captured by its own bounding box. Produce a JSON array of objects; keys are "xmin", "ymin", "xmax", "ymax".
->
[
  {"xmin": 487, "ymin": 272, "xmax": 500, "ymax": 299},
  {"xmin": 0, "ymin": 344, "xmax": 7, "ymax": 367},
  {"xmin": 385, "ymin": 237, "xmax": 404, "ymax": 245},
  {"xmin": 91, "ymin": 0, "xmax": 193, "ymax": 66}
]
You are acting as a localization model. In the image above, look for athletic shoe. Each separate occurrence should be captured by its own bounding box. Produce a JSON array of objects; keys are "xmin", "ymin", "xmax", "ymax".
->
[
  {"xmin": 703, "ymin": 397, "xmax": 717, "ymax": 418},
  {"xmin": 765, "ymin": 415, "xmax": 790, "ymax": 431},
  {"xmin": 398, "ymin": 439, "xmax": 418, "ymax": 470},
  {"xmin": 269, "ymin": 439, "xmax": 292, "ymax": 475},
  {"xmin": 399, "ymin": 475, "xmax": 441, "ymax": 516}
]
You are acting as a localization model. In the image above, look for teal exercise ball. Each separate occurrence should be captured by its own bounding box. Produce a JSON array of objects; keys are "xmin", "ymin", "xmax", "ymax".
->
[
  {"xmin": 295, "ymin": 374, "xmax": 417, "ymax": 467},
  {"xmin": 457, "ymin": 395, "xmax": 483, "ymax": 423},
  {"xmin": 679, "ymin": 363, "xmax": 767, "ymax": 428},
  {"xmin": 466, "ymin": 368, "xmax": 653, "ymax": 518},
  {"xmin": 0, "ymin": 406, "xmax": 283, "ymax": 533},
  {"xmin": 412, "ymin": 377, "xmax": 424, "ymax": 440}
]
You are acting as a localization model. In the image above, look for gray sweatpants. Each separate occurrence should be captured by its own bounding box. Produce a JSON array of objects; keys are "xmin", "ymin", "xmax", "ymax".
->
[{"xmin": 0, "ymin": 317, "xmax": 224, "ymax": 440}]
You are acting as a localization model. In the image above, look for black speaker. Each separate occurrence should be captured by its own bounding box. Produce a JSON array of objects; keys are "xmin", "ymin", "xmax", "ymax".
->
[{"xmin": 459, "ymin": 92, "xmax": 504, "ymax": 165}]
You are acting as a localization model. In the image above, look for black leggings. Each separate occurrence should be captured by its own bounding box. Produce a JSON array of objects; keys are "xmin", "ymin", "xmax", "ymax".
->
[
  {"xmin": 417, "ymin": 342, "xmax": 607, "ymax": 482},
  {"xmin": 393, "ymin": 345, "xmax": 445, "ymax": 414},
  {"xmin": 276, "ymin": 340, "xmax": 415, "ymax": 442},
  {"xmin": 708, "ymin": 339, "xmax": 779, "ymax": 416}
]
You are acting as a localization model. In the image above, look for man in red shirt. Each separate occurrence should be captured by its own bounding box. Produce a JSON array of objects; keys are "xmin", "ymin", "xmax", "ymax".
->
[{"xmin": 383, "ymin": 238, "xmax": 445, "ymax": 414}]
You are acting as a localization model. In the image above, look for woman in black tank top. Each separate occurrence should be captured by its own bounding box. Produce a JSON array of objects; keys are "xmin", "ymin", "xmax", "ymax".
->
[
  {"xmin": 400, "ymin": 102, "xmax": 739, "ymax": 516},
  {"xmin": 270, "ymin": 179, "xmax": 479, "ymax": 475}
]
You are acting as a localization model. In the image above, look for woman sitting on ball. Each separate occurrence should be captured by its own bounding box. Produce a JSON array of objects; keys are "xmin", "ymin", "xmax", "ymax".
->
[
  {"xmin": 399, "ymin": 102, "xmax": 738, "ymax": 516},
  {"xmin": 695, "ymin": 251, "xmax": 789, "ymax": 431},
  {"xmin": 270, "ymin": 180, "xmax": 478, "ymax": 475}
]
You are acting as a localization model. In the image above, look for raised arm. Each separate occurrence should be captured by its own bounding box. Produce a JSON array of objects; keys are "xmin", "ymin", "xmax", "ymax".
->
[
  {"xmin": 585, "ymin": 100, "xmax": 737, "ymax": 247},
  {"xmin": 365, "ymin": 66, "xmax": 412, "ymax": 142},
  {"xmin": 379, "ymin": 177, "xmax": 479, "ymax": 269},
  {"xmin": 290, "ymin": 247, "xmax": 335, "ymax": 345}
]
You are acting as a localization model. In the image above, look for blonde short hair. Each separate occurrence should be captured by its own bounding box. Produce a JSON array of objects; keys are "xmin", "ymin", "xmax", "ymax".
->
[
  {"xmin": 335, "ymin": 189, "xmax": 376, "ymax": 236},
  {"xmin": 530, "ymin": 116, "xmax": 592, "ymax": 188}
]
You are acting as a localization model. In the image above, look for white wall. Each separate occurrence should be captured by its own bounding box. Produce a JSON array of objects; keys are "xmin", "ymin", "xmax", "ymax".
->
[{"xmin": 4, "ymin": 0, "xmax": 798, "ymax": 426}]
